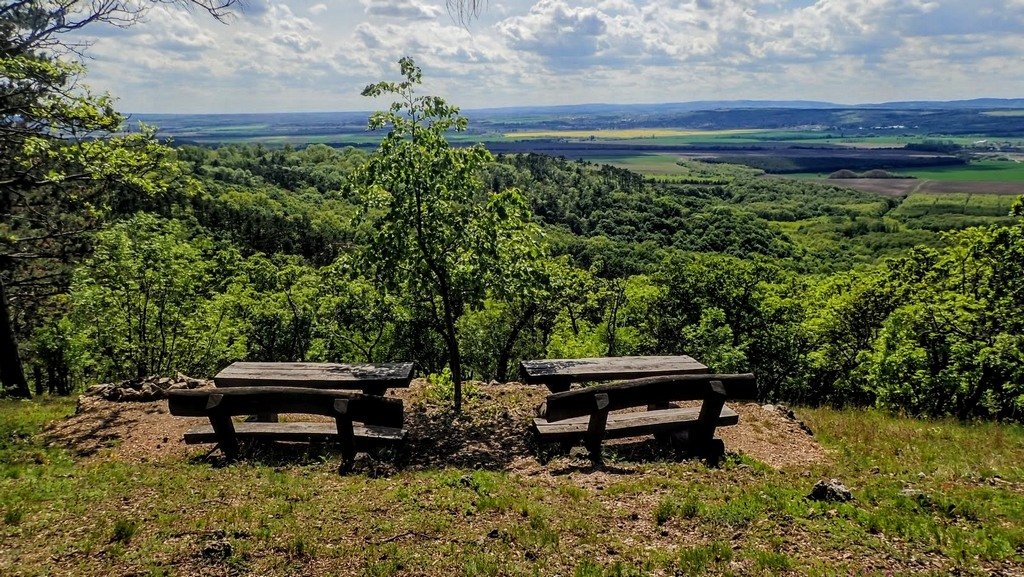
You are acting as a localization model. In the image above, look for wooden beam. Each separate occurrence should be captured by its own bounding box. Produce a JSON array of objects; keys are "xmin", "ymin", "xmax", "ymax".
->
[
  {"xmin": 168, "ymin": 387, "xmax": 404, "ymax": 428},
  {"xmin": 182, "ymin": 422, "xmax": 406, "ymax": 444},
  {"xmin": 534, "ymin": 405, "xmax": 739, "ymax": 441},
  {"xmin": 541, "ymin": 374, "xmax": 756, "ymax": 422},
  {"xmin": 520, "ymin": 356, "xmax": 707, "ymax": 386}
]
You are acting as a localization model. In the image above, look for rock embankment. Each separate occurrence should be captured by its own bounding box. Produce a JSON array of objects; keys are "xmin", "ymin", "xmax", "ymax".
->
[{"xmin": 82, "ymin": 373, "xmax": 211, "ymax": 404}]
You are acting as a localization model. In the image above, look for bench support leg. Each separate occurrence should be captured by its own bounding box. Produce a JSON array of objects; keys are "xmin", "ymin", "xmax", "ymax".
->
[
  {"xmin": 206, "ymin": 394, "xmax": 239, "ymax": 460},
  {"xmin": 584, "ymin": 393, "xmax": 610, "ymax": 463},
  {"xmin": 334, "ymin": 399, "xmax": 357, "ymax": 473},
  {"xmin": 693, "ymin": 380, "xmax": 727, "ymax": 464}
]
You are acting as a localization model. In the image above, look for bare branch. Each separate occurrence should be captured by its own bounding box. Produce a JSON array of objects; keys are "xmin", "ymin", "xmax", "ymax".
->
[{"xmin": 446, "ymin": 0, "xmax": 485, "ymax": 26}]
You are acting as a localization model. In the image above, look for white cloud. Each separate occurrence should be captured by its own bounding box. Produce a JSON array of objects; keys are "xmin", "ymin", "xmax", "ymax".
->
[
  {"xmin": 70, "ymin": 0, "xmax": 1024, "ymax": 113},
  {"xmin": 360, "ymin": 0, "xmax": 444, "ymax": 19}
]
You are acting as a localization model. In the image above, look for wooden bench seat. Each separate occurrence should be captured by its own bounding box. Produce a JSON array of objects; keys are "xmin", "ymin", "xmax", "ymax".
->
[
  {"xmin": 533, "ymin": 404, "xmax": 739, "ymax": 442},
  {"xmin": 182, "ymin": 421, "xmax": 405, "ymax": 444},
  {"xmin": 531, "ymin": 372, "xmax": 756, "ymax": 463},
  {"xmin": 168, "ymin": 386, "xmax": 406, "ymax": 470}
]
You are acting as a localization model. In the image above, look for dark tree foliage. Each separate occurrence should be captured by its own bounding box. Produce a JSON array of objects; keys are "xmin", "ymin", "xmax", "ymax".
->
[
  {"xmin": 485, "ymin": 153, "xmax": 794, "ymax": 262},
  {"xmin": 0, "ymin": 0, "xmax": 239, "ymax": 397}
]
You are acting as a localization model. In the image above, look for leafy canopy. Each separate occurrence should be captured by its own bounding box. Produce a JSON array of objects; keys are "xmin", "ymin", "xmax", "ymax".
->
[{"xmin": 356, "ymin": 57, "xmax": 544, "ymax": 411}]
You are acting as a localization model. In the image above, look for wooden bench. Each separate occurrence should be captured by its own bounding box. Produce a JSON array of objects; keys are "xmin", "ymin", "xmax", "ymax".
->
[
  {"xmin": 532, "ymin": 373, "xmax": 757, "ymax": 463},
  {"xmin": 214, "ymin": 361, "xmax": 415, "ymax": 422},
  {"xmin": 167, "ymin": 386, "xmax": 406, "ymax": 470},
  {"xmin": 520, "ymin": 355, "xmax": 708, "ymax": 393}
]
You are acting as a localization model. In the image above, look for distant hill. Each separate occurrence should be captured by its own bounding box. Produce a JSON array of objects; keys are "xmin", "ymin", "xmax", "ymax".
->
[{"xmin": 132, "ymin": 98, "xmax": 1024, "ymax": 144}]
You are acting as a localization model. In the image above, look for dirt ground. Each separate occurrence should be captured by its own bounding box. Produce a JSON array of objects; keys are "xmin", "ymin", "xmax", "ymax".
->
[{"xmin": 44, "ymin": 379, "xmax": 827, "ymax": 475}]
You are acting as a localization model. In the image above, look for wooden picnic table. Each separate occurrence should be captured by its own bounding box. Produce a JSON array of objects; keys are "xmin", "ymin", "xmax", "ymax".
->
[
  {"xmin": 519, "ymin": 355, "xmax": 708, "ymax": 393},
  {"xmin": 214, "ymin": 362, "xmax": 415, "ymax": 396}
]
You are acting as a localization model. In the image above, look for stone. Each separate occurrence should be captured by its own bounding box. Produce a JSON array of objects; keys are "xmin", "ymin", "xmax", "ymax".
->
[
  {"xmin": 118, "ymin": 388, "xmax": 144, "ymax": 402},
  {"xmin": 202, "ymin": 539, "xmax": 232, "ymax": 560},
  {"xmin": 139, "ymin": 383, "xmax": 164, "ymax": 400},
  {"xmin": 83, "ymin": 384, "xmax": 115, "ymax": 399},
  {"xmin": 808, "ymin": 478, "xmax": 853, "ymax": 502}
]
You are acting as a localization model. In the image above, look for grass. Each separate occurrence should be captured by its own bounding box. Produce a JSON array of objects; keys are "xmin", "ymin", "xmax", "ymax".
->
[
  {"xmin": 2, "ymin": 398, "xmax": 1024, "ymax": 575},
  {"xmin": 890, "ymin": 192, "xmax": 1018, "ymax": 219}
]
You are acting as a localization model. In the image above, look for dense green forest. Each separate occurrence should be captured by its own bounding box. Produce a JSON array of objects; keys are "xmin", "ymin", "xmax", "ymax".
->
[
  {"xmin": 1, "ymin": 10, "xmax": 1021, "ymax": 420},
  {"xmin": 4, "ymin": 94, "xmax": 1022, "ymax": 420}
]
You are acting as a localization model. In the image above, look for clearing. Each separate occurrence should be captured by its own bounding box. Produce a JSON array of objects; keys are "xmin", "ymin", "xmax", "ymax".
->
[{"xmin": 2, "ymin": 380, "xmax": 1023, "ymax": 576}]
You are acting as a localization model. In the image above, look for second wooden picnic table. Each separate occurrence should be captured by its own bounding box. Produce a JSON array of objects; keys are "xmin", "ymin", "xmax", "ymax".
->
[{"xmin": 519, "ymin": 355, "xmax": 708, "ymax": 392}]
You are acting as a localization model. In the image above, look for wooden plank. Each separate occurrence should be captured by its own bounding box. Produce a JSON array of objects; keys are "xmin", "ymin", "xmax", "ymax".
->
[
  {"xmin": 519, "ymin": 356, "xmax": 708, "ymax": 386},
  {"xmin": 167, "ymin": 387, "xmax": 404, "ymax": 428},
  {"xmin": 541, "ymin": 373, "xmax": 756, "ymax": 422},
  {"xmin": 533, "ymin": 405, "xmax": 739, "ymax": 442},
  {"xmin": 183, "ymin": 422, "xmax": 406, "ymax": 444},
  {"xmin": 214, "ymin": 362, "xmax": 415, "ymax": 391}
]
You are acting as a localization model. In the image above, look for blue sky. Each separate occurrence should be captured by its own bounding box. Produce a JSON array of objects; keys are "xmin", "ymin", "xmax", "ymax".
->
[{"xmin": 76, "ymin": 0, "xmax": 1024, "ymax": 113}]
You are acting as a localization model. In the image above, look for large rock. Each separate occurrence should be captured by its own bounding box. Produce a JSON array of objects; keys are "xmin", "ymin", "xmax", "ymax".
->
[{"xmin": 808, "ymin": 478, "xmax": 853, "ymax": 502}]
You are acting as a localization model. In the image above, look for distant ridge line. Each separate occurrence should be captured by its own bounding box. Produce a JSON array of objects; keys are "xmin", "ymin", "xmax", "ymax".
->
[{"xmin": 130, "ymin": 98, "xmax": 1024, "ymax": 118}]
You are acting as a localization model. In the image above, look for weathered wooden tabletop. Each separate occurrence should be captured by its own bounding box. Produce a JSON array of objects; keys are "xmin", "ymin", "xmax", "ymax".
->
[
  {"xmin": 519, "ymin": 355, "xmax": 708, "ymax": 392},
  {"xmin": 214, "ymin": 362, "xmax": 415, "ymax": 395}
]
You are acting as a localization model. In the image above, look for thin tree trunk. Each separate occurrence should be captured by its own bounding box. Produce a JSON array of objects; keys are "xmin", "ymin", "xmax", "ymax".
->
[
  {"xmin": 0, "ymin": 276, "xmax": 30, "ymax": 397},
  {"xmin": 440, "ymin": 291, "xmax": 463, "ymax": 414},
  {"xmin": 496, "ymin": 303, "xmax": 536, "ymax": 383}
]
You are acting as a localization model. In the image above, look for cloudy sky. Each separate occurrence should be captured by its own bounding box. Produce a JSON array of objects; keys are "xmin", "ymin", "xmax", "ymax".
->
[{"xmin": 76, "ymin": 0, "xmax": 1024, "ymax": 113}]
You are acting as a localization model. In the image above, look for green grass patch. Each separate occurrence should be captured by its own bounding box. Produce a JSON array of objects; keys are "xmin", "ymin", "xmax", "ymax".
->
[
  {"xmin": 890, "ymin": 192, "xmax": 1018, "ymax": 220},
  {"xmin": 3, "ymin": 399, "xmax": 1024, "ymax": 575}
]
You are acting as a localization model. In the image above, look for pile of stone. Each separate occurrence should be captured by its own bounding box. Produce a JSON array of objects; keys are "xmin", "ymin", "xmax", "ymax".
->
[{"xmin": 83, "ymin": 373, "xmax": 211, "ymax": 402}]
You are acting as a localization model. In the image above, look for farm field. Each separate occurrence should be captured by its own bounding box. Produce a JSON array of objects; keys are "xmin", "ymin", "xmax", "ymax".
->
[
  {"xmin": 505, "ymin": 128, "xmax": 767, "ymax": 140},
  {"xmin": 889, "ymin": 192, "xmax": 1020, "ymax": 220},
  {"xmin": 793, "ymin": 178, "xmax": 1023, "ymax": 197},
  {"xmin": 891, "ymin": 159, "xmax": 1024, "ymax": 181}
]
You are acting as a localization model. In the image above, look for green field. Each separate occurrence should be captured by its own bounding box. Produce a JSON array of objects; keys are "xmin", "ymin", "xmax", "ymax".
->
[
  {"xmin": 890, "ymin": 192, "xmax": 1019, "ymax": 219},
  {"xmin": 892, "ymin": 159, "xmax": 1024, "ymax": 181},
  {"xmin": 579, "ymin": 153, "xmax": 690, "ymax": 175}
]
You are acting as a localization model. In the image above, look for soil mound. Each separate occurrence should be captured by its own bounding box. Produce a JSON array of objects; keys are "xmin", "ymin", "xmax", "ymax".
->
[{"xmin": 44, "ymin": 379, "xmax": 827, "ymax": 472}]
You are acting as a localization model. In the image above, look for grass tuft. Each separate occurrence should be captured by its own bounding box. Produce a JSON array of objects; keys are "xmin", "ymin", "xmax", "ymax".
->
[{"xmin": 110, "ymin": 518, "xmax": 138, "ymax": 544}]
